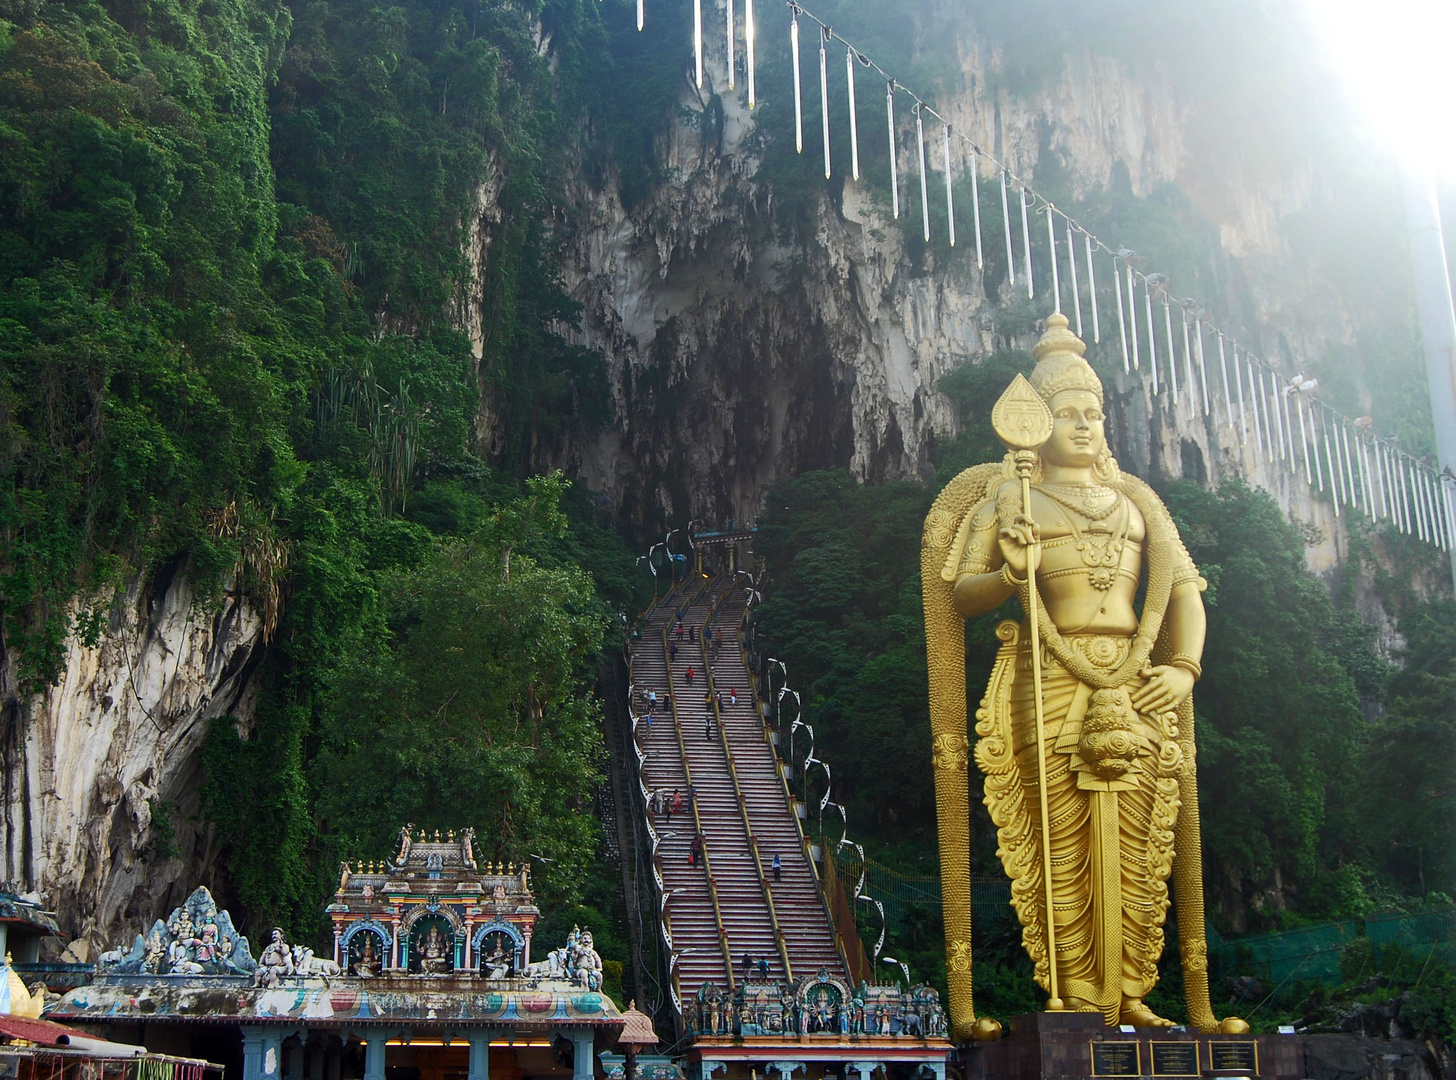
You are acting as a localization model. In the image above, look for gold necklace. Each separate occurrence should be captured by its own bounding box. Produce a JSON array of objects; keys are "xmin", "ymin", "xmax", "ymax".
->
[
  {"xmin": 1038, "ymin": 482, "xmax": 1121, "ymax": 521},
  {"xmin": 1051, "ymin": 497, "xmax": 1130, "ymax": 591}
]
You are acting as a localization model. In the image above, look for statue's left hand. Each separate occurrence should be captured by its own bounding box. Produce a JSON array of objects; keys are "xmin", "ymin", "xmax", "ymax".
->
[{"xmin": 1130, "ymin": 664, "xmax": 1196, "ymax": 715}]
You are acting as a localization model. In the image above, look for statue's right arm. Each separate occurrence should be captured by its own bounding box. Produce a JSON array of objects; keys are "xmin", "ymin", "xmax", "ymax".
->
[
  {"xmin": 954, "ymin": 569, "xmax": 1015, "ymax": 618},
  {"xmin": 950, "ymin": 495, "xmax": 1014, "ymax": 618}
]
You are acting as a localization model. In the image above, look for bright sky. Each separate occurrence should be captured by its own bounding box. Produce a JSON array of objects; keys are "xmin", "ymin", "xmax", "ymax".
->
[{"xmin": 1298, "ymin": 0, "xmax": 1456, "ymax": 179}]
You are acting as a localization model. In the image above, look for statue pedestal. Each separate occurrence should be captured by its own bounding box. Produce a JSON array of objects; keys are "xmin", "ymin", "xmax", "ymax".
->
[{"xmin": 958, "ymin": 1012, "xmax": 1305, "ymax": 1080}]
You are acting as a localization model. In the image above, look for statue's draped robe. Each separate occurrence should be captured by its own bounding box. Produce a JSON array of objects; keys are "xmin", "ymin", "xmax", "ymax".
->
[{"xmin": 946, "ymin": 473, "xmax": 1205, "ymax": 1022}]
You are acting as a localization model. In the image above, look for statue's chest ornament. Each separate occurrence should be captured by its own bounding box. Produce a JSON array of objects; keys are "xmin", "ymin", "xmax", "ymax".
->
[{"xmin": 1039, "ymin": 485, "xmax": 1130, "ymax": 591}]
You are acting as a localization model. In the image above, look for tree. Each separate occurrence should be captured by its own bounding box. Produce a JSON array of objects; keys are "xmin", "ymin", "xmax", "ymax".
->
[
  {"xmin": 317, "ymin": 475, "xmax": 611, "ymax": 906},
  {"xmin": 1364, "ymin": 602, "xmax": 1456, "ymax": 898}
]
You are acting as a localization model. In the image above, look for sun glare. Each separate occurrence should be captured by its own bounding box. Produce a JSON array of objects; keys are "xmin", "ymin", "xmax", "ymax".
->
[{"xmin": 1299, "ymin": 0, "xmax": 1456, "ymax": 178}]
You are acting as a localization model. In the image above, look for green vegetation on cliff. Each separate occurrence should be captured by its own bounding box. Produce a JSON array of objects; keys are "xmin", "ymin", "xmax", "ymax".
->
[
  {"xmin": 3, "ymin": 0, "xmax": 1452, "ymax": 1031},
  {"xmin": 0, "ymin": 0, "xmax": 643, "ymax": 940}
]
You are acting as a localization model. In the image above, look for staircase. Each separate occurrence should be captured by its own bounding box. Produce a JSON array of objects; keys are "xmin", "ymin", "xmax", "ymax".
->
[
  {"xmin": 703, "ymin": 585, "xmax": 847, "ymax": 980},
  {"xmin": 630, "ymin": 575, "xmax": 849, "ymax": 1015}
]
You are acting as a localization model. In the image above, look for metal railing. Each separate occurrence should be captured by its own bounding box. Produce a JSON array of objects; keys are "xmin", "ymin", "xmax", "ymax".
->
[
  {"xmin": 699, "ymin": 583, "xmax": 794, "ymax": 982},
  {"xmin": 722, "ymin": 581, "xmax": 864, "ymax": 984},
  {"xmin": 660, "ymin": 582, "xmax": 736, "ymax": 996}
]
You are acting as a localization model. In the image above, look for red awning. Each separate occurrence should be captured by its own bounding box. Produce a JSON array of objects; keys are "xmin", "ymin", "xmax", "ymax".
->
[{"xmin": 0, "ymin": 1015, "xmax": 99, "ymax": 1047}]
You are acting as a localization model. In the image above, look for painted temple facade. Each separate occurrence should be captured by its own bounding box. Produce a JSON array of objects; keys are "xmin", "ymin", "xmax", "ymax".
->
[
  {"xmin": 326, "ymin": 826, "xmax": 544, "ymax": 979},
  {"xmin": 44, "ymin": 825, "xmax": 950, "ymax": 1080},
  {"xmin": 52, "ymin": 828, "xmax": 636, "ymax": 1080},
  {"xmin": 681, "ymin": 973, "xmax": 949, "ymax": 1080}
]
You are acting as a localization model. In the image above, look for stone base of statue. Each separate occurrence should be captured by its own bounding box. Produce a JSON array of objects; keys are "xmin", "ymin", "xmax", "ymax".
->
[{"xmin": 958, "ymin": 1012, "xmax": 1305, "ymax": 1080}]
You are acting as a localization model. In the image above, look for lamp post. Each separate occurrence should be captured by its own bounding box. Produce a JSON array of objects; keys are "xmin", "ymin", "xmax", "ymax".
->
[
  {"xmin": 647, "ymin": 543, "xmax": 666, "ymax": 602},
  {"xmin": 665, "ymin": 529, "xmax": 682, "ymax": 586},
  {"xmin": 636, "ymin": 553, "xmax": 659, "ymax": 605},
  {"xmin": 685, "ymin": 518, "xmax": 700, "ymax": 575}
]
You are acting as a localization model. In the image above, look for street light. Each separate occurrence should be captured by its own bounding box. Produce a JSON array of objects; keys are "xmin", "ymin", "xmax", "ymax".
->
[
  {"xmin": 636, "ymin": 553, "xmax": 658, "ymax": 605},
  {"xmin": 645, "ymin": 543, "xmax": 666, "ymax": 603},
  {"xmin": 665, "ymin": 529, "xmax": 685, "ymax": 587},
  {"xmin": 667, "ymin": 948, "xmax": 701, "ymax": 972}
]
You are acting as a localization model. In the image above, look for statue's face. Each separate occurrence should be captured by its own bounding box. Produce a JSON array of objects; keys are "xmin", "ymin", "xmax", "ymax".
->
[{"xmin": 1042, "ymin": 389, "xmax": 1105, "ymax": 469}]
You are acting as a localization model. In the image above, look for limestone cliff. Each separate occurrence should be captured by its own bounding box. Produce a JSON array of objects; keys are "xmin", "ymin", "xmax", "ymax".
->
[
  {"xmin": 465, "ymin": 1, "xmax": 1408, "ymax": 588},
  {"xmin": 0, "ymin": 566, "xmax": 263, "ymax": 955},
  {"xmin": 1, "ymin": 0, "xmax": 1423, "ymax": 952}
]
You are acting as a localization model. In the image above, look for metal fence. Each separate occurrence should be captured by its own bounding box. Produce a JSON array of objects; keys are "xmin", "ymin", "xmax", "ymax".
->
[
  {"xmin": 827, "ymin": 851, "xmax": 1456, "ymax": 1003},
  {"xmin": 831, "ymin": 852, "xmax": 1011, "ymax": 933},
  {"xmin": 1207, "ymin": 906, "xmax": 1456, "ymax": 1002}
]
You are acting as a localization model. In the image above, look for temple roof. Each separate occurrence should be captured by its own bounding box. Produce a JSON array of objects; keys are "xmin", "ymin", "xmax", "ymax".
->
[
  {"xmin": 329, "ymin": 827, "xmax": 539, "ymax": 919},
  {"xmin": 0, "ymin": 893, "xmax": 61, "ymax": 938},
  {"xmin": 616, "ymin": 1002, "xmax": 658, "ymax": 1048},
  {"xmin": 54, "ymin": 976, "xmax": 624, "ymax": 1029}
]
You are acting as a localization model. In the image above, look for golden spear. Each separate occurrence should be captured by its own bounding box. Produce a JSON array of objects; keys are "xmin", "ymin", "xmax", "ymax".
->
[{"xmin": 991, "ymin": 373, "xmax": 1064, "ymax": 1011}]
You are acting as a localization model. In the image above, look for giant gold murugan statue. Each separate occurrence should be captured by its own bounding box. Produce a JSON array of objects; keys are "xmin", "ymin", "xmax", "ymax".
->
[{"xmin": 922, "ymin": 313, "xmax": 1246, "ymax": 1039}]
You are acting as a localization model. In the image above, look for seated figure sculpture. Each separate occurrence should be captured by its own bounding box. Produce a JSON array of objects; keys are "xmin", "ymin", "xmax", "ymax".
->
[
  {"xmin": 353, "ymin": 935, "xmax": 380, "ymax": 978},
  {"xmin": 418, "ymin": 925, "xmax": 451, "ymax": 974},
  {"xmin": 923, "ymin": 314, "xmax": 1248, "ymax": 1036},
  {"xmin": 253, "ymin": 928, "xmax": 294, "ymax": 987},
  {"xmin": 482, "ymin": 942, "xmax": 512, "ymax": 980}
]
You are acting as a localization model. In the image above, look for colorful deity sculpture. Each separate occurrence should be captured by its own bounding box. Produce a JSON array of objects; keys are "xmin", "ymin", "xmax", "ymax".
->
[
  {"xmin": 418, "ymin": 925, "xmax": 451, "ymax": 974},
  {"xmin": 923, "ymin": 314, "xmax": 1249, "ymax": 1037},
  {"xmin": 252, "ymin": 929, "xmax": 295, "ymax": 987},
  {"xmin": 99, "ymin": 887, "xmax": 253, "ymax": 978}
]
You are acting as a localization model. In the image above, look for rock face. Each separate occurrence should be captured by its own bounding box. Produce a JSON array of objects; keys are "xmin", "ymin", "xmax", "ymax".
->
[
  {"xmin": 1304, "ymin": 1033, "xmax": 1445, "ymax": 1080},
  {"xmin": 0, "ymin": 1, "xmax": 1426, "ymax": 953},
  {"xmin": 467, "ymin": 2, "xmax": 1406, "ymax": 585},
  {"xmin": 0, "ymin": 564, "xmax": 264, "ymax": 954}
]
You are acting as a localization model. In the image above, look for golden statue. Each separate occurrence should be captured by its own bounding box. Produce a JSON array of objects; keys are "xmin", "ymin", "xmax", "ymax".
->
[{"xmin": 922, "ymin": 313, "xmax": 1246, "ymax": 1038}]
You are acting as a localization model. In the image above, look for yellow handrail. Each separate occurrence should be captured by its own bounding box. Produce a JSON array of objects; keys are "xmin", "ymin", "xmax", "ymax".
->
[
  {"xmin": 700, "ymin": 583, "xmax": 794, "ymax": 982},
  {"xmin": 662, "ymin": 613, "xmax": 736, "ymax": 993},
  {"xmin": 728, "ymin": 580, "xmax": 865, "ymax": 982}
]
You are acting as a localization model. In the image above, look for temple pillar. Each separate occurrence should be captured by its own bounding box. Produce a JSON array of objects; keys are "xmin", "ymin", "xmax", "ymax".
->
[
  {"xmin": 466, "ymin": 1033, "xmax": 493, "ymax": 1080},
  {"xmin": 464, "ymin": 920, "xmax": 474, "ymax": 971},
  {"xmin": 391, "ymin": 920, "xmax": 402, "ymax": 970},
  {"xmin": 847, "ymin": 1064, "xmax": 881, "ymax": 1080},
  {"xmin": 555, "ymin": 1028, "xmax": 594, "ymax": 1080},
  {"xmin": 919, "ymin": 1063, "xmax": 944, "ymax": 1080},
  {"xmin": 242, "ymin": 1029, "xmax": 287, "ymax": 1080},
  {"xmin": 768, "ymin": 1063, "xmax": 804, "ymax": 1080},
  {"xmin": 363, "ymin": 1033, "xmax": 391, "ymax": 1080},
  {"xmin": 333, "ymin": 928, "xmax": 342, "ymax": 966}
]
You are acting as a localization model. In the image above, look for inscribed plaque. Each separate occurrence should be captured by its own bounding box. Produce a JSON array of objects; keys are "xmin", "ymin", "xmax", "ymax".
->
[
  {"xmin": 1150, "ymin": 1042, "xmax": 1199, "ymax": 1076},
  {"xmin": 1090, "ymin": 1041, "xmax": 1141, "ymax": 1077},
  {"xmin": 1208, "ymin": 1041, "xmax": 1258, "ymax": 1073}
]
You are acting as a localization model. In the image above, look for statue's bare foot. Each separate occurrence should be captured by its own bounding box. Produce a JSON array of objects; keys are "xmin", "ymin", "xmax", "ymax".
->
[
  {"xmin": 1060, "ymin": 996, "xmax": 1102, "ymax": 1013},
  {"xmin": 1119, "ymin": 999, "xmax": 1174, "ymax": 1027}
]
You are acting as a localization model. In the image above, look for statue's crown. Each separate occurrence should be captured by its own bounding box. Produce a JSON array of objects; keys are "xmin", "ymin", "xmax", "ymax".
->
[{"xmin": 1030, "ymin": 312, "xmax": 1102, "ymax": 405}]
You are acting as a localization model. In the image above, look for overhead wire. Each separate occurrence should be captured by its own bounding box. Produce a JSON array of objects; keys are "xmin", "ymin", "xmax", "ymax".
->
[{"xmin": 658, "ymin": 0, "xmax": 1450, "ymax": 547}]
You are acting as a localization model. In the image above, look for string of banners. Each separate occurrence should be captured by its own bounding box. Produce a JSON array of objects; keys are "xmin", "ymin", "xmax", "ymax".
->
[{"xmin": 658, "ymin": 0, "xmax": 1456, "ymax": 552}]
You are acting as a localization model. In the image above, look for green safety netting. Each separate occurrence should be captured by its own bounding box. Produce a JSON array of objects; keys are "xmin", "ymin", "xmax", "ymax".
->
[
  {"xmin": 834, "ymin": 850, "xmax": 1456, "ymax": 1004},
  {"xmin": 833, "ymin": 852, "xmax": 1011, "ymax": 931},
  {"xmin": 1206, "ymin": 917, "xmax": 1363, "ymax": 990},
  {"xmin": 1207, "ymin": 907, "xmax": 1456, "ymax": 1003}
]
